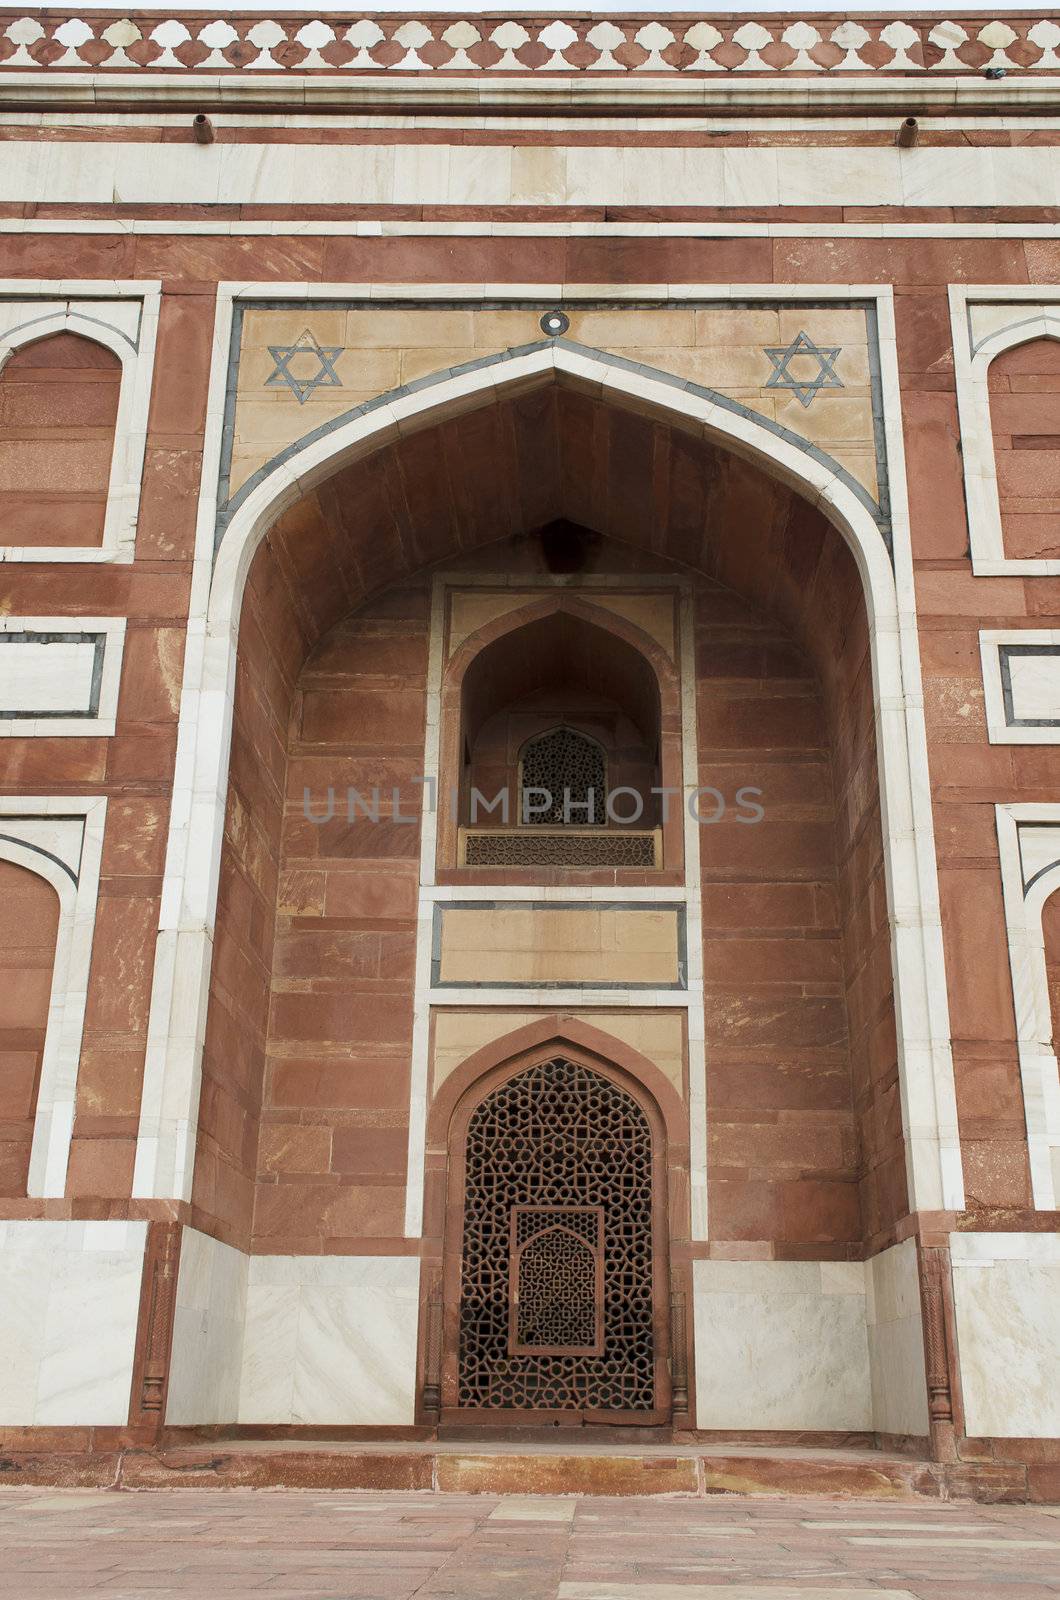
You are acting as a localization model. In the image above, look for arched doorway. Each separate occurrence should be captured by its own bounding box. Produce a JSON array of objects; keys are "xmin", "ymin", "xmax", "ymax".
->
[{"xmin": 442, "ymin": 1049, "xmax": 671, "ymax": 1426}]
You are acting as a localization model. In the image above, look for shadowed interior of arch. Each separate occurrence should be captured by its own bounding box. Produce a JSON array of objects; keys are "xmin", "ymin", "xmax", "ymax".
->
[{"xmin": 195, "ymin": 373, "xmax": 902, "ymax": 1339}]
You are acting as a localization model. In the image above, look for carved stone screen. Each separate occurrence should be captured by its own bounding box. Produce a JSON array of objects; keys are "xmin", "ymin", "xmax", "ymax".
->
[
  {"xmin": 509, "ymin": 1207, "xmax": 604, "ymax": 1356},
  {"xmin": 462, "ymin": 829, "xmax": 658, "ymax": 868},
  {"xmin": 457, "ymin": 1057, "xmax": 656, "ymax": 1413},
  {"xmin": 520, "ymin": 727, "xmax": 605, "ymax": 824}
]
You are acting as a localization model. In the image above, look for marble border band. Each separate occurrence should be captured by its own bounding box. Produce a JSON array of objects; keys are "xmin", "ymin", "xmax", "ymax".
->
[
  {"xmin": 3, "ymin": 137, "xmax": 1056, "ymax": 215},
  {"xmin": 0, "ymin": 221, "xmax": 1054, "ymax": 240},
  {"xmin": 0, "ymin": 634, "xmax": 105, "ymax": 719}
]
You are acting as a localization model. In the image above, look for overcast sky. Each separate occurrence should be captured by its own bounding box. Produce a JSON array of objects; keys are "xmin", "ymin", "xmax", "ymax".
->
[{"xmin": 56, "ymin": 2, "xmax": 1044, "ymax": 12}]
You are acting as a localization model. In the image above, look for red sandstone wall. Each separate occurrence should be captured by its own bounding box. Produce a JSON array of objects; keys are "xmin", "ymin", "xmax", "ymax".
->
[
  {"xmin": 0, "ymin": 860, "xmax": 59, "ymax": 1194},
  {"xmin": 898, "ymin": 285, "xmax": 1038, "ymax": 1214},
  {"xmin": 695, "ymin": 577, "xmax": 863, "ymax": 1256},
  {"xmin": 0, "ymin": 233, "xmax": 1053, "ymax": 1234},
  {"xmin": 192, "ymin": 552, "xmax": 300, "ymax": 1244},
  {"xmin": 253, "ymin": 585, "xmax": 429, "ymax": 1253}
]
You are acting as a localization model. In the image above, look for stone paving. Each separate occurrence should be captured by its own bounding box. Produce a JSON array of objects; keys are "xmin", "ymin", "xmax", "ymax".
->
[{"xmin": 0, "ymin": 1488, "xmax": 1059, "ymax": 1600}]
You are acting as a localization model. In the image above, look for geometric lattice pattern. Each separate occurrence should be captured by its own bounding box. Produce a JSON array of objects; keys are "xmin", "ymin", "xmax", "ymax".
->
[
  {"xmin": 458, "ymin": 1057, "xmax": 655, "ymax": 1412},
  {"xmin": 511, "ymin": 1208, "xmax": 603, "ymax": 1354},
  {"xmin": 521, "ymin": 727, "xmax": 606, "ymax": 824},
  {"xmin": 462, "ymin": 829, "xmax": 658, "ymax": 868}
]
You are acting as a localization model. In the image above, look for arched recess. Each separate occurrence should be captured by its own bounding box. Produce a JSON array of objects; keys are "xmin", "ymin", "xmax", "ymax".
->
[
  {"xmin": 987, "ymin": 333, "xmax": 1060, "ymax": 563},
  {"xmin": 135, "ymin": 343, "xmax": 962, "ymax": 1242},
  {"xmin": 0, "ymin": 839, "xmax": 80, "ymax": 1197},
  {"xmin": 439, "ymin": 591, "xmax": 682, "ymax": 871},
  {"xmin": 0, "ymin": 307, "xmax": 150, "ymax": 561},
  {"xmin": 0, "ymin": 331, "xmax": 120, "ymax": 550},
  {"xmin": 0, "ymin": 857, "xmax": 60, "ymax": 1196},
  {"xmin": 996, "ymin": 805, "xmax": 1060, "ymax": 1208},
  {"xmin": 423, "ymin": 1022, "xmax": 685, "ymax": 1426},
  {"xmin": 959, "ymin": 311, "xmax": 1060, "ymax": 571}
]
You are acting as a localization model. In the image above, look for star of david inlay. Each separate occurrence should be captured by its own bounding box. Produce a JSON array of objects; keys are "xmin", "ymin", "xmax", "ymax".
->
[
  {"xmin": 762, "ymin": 330, "xmax": 843, "ymax": 408},
  {"xmin": 265, "ymin": 328, "xmax": 344, "ymax": 404}
]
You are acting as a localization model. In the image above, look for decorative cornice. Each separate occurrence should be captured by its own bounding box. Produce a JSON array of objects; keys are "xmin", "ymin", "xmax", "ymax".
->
[{"xmin": 2, "ymin": 11, "xmax": 1059, "ymax": 80}]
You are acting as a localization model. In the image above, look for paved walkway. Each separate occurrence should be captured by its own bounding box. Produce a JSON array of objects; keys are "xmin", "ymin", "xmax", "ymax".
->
[{"xmin": 0, "ymin": 1487, "xmax": 1057, "ymax": 1599}]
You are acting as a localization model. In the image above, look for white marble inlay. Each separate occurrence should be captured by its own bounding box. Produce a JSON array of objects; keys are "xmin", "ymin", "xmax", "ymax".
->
[
  {"xmin": 950, "ymin": 1231, "xmax": 1060, "ymax": 1438},
  {"xmin": 0, "ymin": 142, "xmax": 1055, "ymax": 214},
  {"xmin": 0, "ymin": 619, "xmax": 126, "ymax": 736},
  {"xmin": 0, "ymin": 1220, "xmax": 146, "ymax": 1425},
  {"xmin": 981, "ymin": 632, "xmax": 1060, "ymax": 745},
  {"xmin": 0, "ymin": 641, "xmax": 96, "ymax": 713},
  {"xmin": 693, "ymin": 1259, "xmax": 872, "ymax": 1431},
  {"xmin": 1007, "ymin": 651, "xmax": 1060, "ymax": 724}
]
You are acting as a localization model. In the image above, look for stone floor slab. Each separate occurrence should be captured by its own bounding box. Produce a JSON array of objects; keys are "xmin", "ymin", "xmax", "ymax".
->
[{"xmin": 0, "ymin": 1488, "xmax": 1058, "ymax": 1598}]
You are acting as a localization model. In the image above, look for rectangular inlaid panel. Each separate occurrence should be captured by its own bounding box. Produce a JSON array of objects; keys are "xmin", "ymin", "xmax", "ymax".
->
[
  {"xmin": 227, "ymin": 302, "xmax": 880, "ymax": 513},
  {"xmin": 0, "ymin": 639, "xmax": 99, "ymax": 716},
  {"xmin": 433, "ymin": 903, "xmax": 684, "ymax": 989}
]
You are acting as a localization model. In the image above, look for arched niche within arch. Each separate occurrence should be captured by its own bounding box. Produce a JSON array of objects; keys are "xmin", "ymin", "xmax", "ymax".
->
[
  {"xmin": 0, "ymin": 858, "xmax": 60, "ymax": 1196},
  {"xmin": 0, "ymin": 330, "xmax": 121, "ymax": 550},
  {"xmin": 440, "ymin": 591, "xmax": 679, "ymax": 870},
  {"xmin": 136, "ymin": 349, "xmax": 961, "ymax": 1255},
  {"xmin": 987, "ymin": 334, "xmax": 1060, "ymax": 563}
]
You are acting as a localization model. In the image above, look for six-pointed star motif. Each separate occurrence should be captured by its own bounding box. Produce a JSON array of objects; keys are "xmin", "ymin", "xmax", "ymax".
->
[
  {"xmin": 265, "ymin": 328, "xmax": 344, "ymax": 404},
  {"xmin": 763, "ymin": 329, "xmax": 843, "ymax": 408}
]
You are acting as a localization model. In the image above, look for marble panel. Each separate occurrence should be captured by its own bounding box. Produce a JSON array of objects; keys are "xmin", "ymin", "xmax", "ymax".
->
[
  {"xmin": 238, "ymin": 1255, "xmax": 420, "ymax": 1426},
  {"xmin": 1007, "ymin": 651, "xmax": 1060, "ymax": 725},
  {"xmin": 165, "ymin": 1226, "xmax": 248, "ymax": 1426},
  {"xmin": 0, "ymin": 641, "xmax": 97, "ymax": 714},
  {"xmin": 0, "ymin": 1220, "xmax": 146, "ymax": 1426},
  {"xmin": 865, "ymin": 1239, "xmax": 929, "ymax": 1438},
  {"xmin": 950, "ymin": 1231, "xmax": 1060, "ymax": 1438},
  {"xmin": 693, "ymin": 1259, "xmax": 871, "ymax": 1431}
]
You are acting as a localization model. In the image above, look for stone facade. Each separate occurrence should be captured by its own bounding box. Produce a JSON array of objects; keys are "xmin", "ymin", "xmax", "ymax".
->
[{"xmin": 0, "ymin": 7, "xmax": 1057, "ymax": 1501}]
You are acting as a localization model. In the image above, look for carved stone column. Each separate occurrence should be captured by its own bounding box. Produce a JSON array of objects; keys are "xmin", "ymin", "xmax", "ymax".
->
[
  {"xmin": 918, "ymin": 1242, "xmax": 958, "ymax": 1462},
  {"xmin": 128, "ymin": 1220, "xmax": 182, "ymax": 1440}
]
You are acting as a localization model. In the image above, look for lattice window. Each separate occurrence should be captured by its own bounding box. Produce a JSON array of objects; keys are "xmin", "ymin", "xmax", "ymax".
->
[
  {"xmin": 457, "ymin": 1056, "xmax": 656, "ymax": 1413},
  {"xmin": 510, "ymin": 1207, "xmax": 604, "ymax": 1356},
  {"xmin": 520, "ymin": 727, "xmax": 605, "ymax": 825},
  {"xmin": 461, "ymin": 829, "xmax": 657, "ymax": 869}
]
